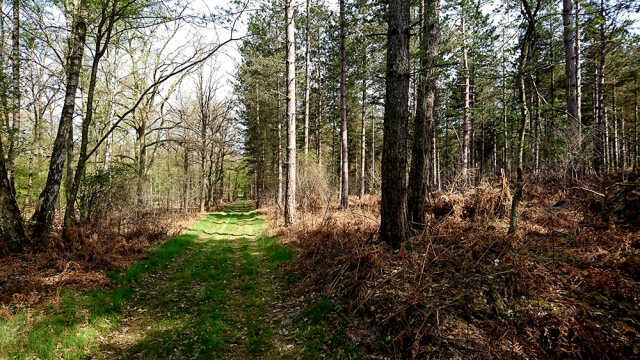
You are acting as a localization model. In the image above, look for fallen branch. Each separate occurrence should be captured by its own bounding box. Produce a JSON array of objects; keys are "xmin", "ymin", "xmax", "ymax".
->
[
  {"xmin": 350, "ymin": 211, "xmax": 380, "ymax": 224},
  {"xmin": 569, "ymin": 186, "xmax": 605, "ymax": 198}
]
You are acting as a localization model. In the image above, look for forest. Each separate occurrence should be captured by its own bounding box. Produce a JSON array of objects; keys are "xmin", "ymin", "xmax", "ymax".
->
[{"xmin": 1, "ymin": 0, "xmax": 639, "ymax": 358}]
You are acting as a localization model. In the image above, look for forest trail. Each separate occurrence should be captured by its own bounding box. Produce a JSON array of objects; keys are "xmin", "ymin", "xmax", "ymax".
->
[
  {"xmin": 1, "ymin": 202, "xmax": 301, "ymax": 359},
  {"xmin": 96, "ymin": 201, "xmax": 297, "ymax": 359}
]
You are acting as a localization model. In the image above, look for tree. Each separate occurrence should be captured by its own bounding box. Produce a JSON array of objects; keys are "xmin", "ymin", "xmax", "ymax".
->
[
  {"xmin": 339, "ymin": 0, "xmax": 349, "ymax": 209},
  {"xmin": 304, "ymin": 0, "xmax": 311, "ymax": 154},
  {"xmin": 30, "ymin": 0, "xmax": 89, "ymax": 238},
  {"xmin": 380, "ymin": 0, "xmax": 410, "ymax": 248},
  {"xmin": 408, "ymin": 0, "xmax": 439, "ymax": 229},
  {"xmin": 8, "ymin": 0, "xmax": 20, "ymax": 194},
  {"xmin": 562, "ymin": 0, "xmax": 578, "ymax": 144},
  {"xmin": 508, "ymin": 0, "xmax": 540, "ymax": 234},
  {"xmin": 284, "ymin": 0, "xmax": 297, "ymax": 225},
  {"xmin": 0, "ymin": 138, "xmax": 26, "ymax": 252},
  {"xmin": 63, "ymin": 0, "xmax": 122, "ymax": 239},
  {"xmin": 461, "ymin": 2, "xmax": 471, "ymax": 177}
]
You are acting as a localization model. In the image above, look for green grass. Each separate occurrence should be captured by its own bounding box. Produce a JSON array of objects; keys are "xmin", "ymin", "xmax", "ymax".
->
[
  {"xmin": 0, "ymin": 201, "xmax": 359, "ymax": 359},
  {"xmin": 0, "ymin": 211, "xmax": 216, "ymax": 359}
]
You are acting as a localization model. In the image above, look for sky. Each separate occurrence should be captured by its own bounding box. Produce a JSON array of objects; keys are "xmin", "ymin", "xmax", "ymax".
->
[{"xmin": 178, "ymin": 0, "xmax": 639, "ymax": 101}]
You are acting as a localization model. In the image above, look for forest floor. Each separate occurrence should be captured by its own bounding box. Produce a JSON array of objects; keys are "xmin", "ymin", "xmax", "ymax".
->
[
  {"xmin": 0, "ymin": 201, "xmax": 356, "ymax": 359},
  {"xmin": 266, "ymin": 173, "xmax": 640, "ymax": 359}
]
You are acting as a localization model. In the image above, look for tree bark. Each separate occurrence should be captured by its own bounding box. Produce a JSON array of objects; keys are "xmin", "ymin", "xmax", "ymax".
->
[
  {"xmin": 303, "ymin": 0, "xmax": 310, "ymax": 155},
  {"xmin": 339, "ymin": 0, "xmax": 349, "ymax": 209},
  {"xmin": 277, "ymin": 74, "xmax": 283, "ymax": 207},
  {"xmin": 31, "ymin": 0, "xmax": 89, "ymax": 238},
  {"xmin": 359, "ymin": 52, "xmax": 367, "ymax": 200},
  {"xmin": 596, "ymin": 0, "xmax": 606, "ymax": 174},
  {"xmin": 7, "ymin": 0, "xmax": 20, "ymax": 194},
  {"xmin": 284, "ymin": 0, "xmax": 297, "ymax": 225},
  {"xmin": 635, "ymin": 96, "xmax": 638, "ymax": 169},
  {"xmin": 0, "ymin": 138, "xmax": 26, "ymax": 253},
  {"xmin": 380, "ymin": 0, "xmax": 410, "ymax": 248},
  {"xmin": 461, "ymin": 11, "xmax": 471, "ymax": 177},
  {"xmin": 575, "ymin": 0, "xmax": 582, "ymax": 158},
  {"xmin": 408, "ymin": 0, "xmax": 439, "ymax": 229},
  {"xmin": 508, "ymin": 0, "xmax": 538, "ymax": 234},
  {"xmin": 64, "ymin": 1, "xmax": 118, "ymax": 238},
  {"xmin": 316, "ymin": 65, "xmax": 322, "ymax": 164},
  {"xmin": 370, "ymin": 110, "xmax": 375, "ymax": 193},
  {"xmin": 613, "ymin": 83, "xmax": 619, "ymax": 170},
  {"xmin": 562, "ymin": 0, "xmax": 578, "ymax": 127}
]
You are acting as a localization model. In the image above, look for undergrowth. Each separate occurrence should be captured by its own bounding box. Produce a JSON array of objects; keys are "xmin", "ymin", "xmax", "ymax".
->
[{"xmin": 267, "ymin": 173, "xmax": 640, "ymax": 359}]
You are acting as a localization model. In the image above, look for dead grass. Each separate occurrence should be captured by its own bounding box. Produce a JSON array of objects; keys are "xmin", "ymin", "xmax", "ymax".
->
[
  {"xmin": 267, "ymin": 174, "xmax": 640, "ymax": 359},
  {"xmin": 0, "ymin": 209, "xmax": 206, "ymax": 308}
]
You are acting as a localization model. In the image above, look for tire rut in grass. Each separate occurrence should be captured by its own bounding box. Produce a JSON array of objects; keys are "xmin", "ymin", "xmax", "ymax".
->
[
  {"xmin": 97, "ymin": 202, "xmax": 298, "ymax": 359},
  {"xmin": 97, "ymin": 211, "xmax": 236, "ymax": 359}
]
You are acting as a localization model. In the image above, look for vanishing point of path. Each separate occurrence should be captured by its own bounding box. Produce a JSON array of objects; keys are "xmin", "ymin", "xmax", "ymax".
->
[{"xmin": 0, "ymin": 201, "xmax": 301, "ymax": 359}]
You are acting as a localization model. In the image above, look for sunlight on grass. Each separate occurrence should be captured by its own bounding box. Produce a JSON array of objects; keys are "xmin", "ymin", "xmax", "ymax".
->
[
  {"xmin": 0, "ymin": 202, "xmax": 335, "ymax": 359},
  {"xmin": 0, "ymin": 216, "xmax": 207, "ymax": 359}
]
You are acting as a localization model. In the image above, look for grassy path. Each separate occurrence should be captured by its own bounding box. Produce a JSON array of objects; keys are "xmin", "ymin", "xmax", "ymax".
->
[{"xmin": 0, "ymin": 202, "xmax": 303, "ymax": 359}]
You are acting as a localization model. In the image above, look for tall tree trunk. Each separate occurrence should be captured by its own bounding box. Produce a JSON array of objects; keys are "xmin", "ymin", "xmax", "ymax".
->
[
  {"xmin": 277, "ymin": 74, "xmax": 283, "ymax": 207},
  {"xmin": 7, "ymin": 0, "xmax": 19, "ymax": 194},
  {"xmin": 182, "ymin": 148, "xmax": 189, "ymax": 211},
  {"xmin": 621, "ymin": 99, "xmax": 626, "ymax": 169},
  {"xmin": 633, "ymin": 95, "xmax": 640, "ymax": 169},
  {"xmin": 199, "ymin": 125, "xmax": 207, "ymax": 213},
  {"xmin": 64, "ymin": 118, "xmax": 73, "ymax": 212},
  {"xmin": 508, "ymin": 0, "xmax": 538, "ymax": 234},
  {"xmin": 256, "ymin": 87, "xmax": 265, "ymax": 208},
  {"xmin": 380, "ymin": 0, "xmax": 410, "ymax": 248},
  {"xmin": 594, "ymin": 65, "xmax": 601, "ymax": 171},
  {"xmin": 408, "ymin": 0, "xmax": 439, "ymax": 229},
  {"xmin": 284, "ymin": 0, "xmax": 297, "ymax": 225},
  {"xmin": 339, "ymin": 0, "xmax": 349, "ymax": 209},
  {"xmin": 461, "ymin": 12, "xmax": 471, "ymax": 177},
  {"xmin": 136, "ymin": 124, "xmax": 146, "ymax": 209},
  {"xmin": 370, "ymin": 113, "xmax": 375, "ymax": 193},
  {"xmin": 64, "ymin": 5, "xmax": 117, "ymax": 237},
  {"xmin": 31, "ymin": 0, "xmax": 89, "ymax": 237},
  {"xmin": 0, "ymin": 138, "xmax": 25, "ymax": 253},
  {"xmin": 316, "ymin": 65, "xmax": 322, "ymax": 164},
  {"xmin": 613, "ymin": 83, "xmax": 619, "ymax": 170},
  {"xmin": 0, "ymin": 0, "xmax": 8, "ymax": 145},
  {"xmin": 562, "ymin": 0, "xmax": 578, "ymax": 127},
  {"xmin": 596, "ymin": 0, "xmax": 606, "ymax": 174},
  {"xmin": 303, "ymin": 0, "xmax": 310, "ymax": 154},
  {"xmin": 502, "ymin": 41, "xmax": 508, "ymax": 172},
  {"xmin": 575, "ymin": 0, "xmax": 582, "ymax": 161},
  {"xmin": 359, "ymin": 53, "xmax": 367, "ymax": 200}
]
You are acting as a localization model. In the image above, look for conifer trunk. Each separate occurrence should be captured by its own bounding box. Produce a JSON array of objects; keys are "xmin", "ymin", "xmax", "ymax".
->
[{"xmin": 380, "ymin": 0, "xmax": 410, "ymax": 248}]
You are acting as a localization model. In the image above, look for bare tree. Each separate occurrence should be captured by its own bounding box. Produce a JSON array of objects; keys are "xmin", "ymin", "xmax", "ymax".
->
[{"xmin": 31, "ymin": 0, "xmax": 89, "ymax": 238}]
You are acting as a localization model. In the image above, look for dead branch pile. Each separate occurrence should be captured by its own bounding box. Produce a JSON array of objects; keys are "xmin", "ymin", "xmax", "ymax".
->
[{"xmin": 432, "ymin": 180, "xmax": 511, "ymax": 221}]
